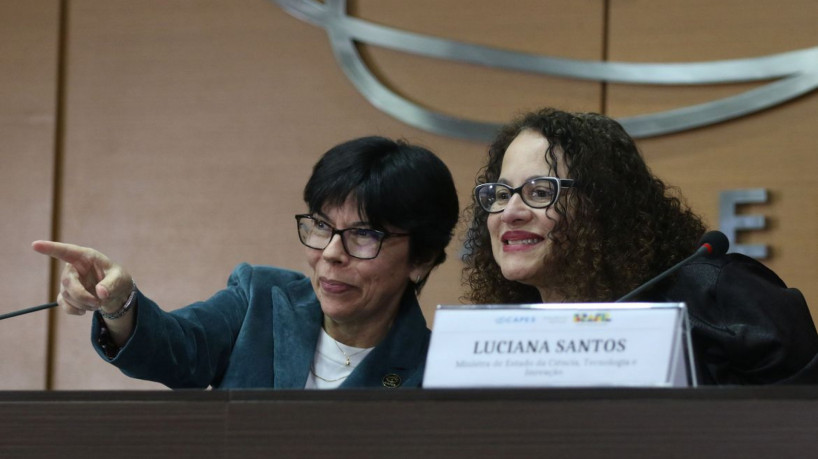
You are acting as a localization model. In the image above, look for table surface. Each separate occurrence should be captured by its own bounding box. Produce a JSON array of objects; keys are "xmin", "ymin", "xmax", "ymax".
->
[{"xmin": 2, "ymin": 387, "xmax": 817, "ymax": 458}]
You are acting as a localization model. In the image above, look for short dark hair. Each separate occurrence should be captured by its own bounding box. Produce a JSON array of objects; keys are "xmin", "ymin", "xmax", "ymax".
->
[{"xmin": 304, "ymin": 136, "xmax": 459, "ymax": 292}]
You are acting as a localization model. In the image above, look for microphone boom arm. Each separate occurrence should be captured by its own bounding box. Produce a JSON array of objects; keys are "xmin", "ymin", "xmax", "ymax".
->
[{"xmin": 0, "ymin": 302, "xmax": 58, "ymax": 321}]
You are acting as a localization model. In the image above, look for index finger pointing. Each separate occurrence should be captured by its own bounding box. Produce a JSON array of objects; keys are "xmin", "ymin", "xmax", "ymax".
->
[{"xmin": 31, "ymin": 240, "xmax": 96, "ymax": 265}]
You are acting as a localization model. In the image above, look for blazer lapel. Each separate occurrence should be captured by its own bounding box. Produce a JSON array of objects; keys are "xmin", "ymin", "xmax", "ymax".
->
[
  {"xmin": 272, "ymin": 277, "xmax": 323, "ymax": 388},
  {"xmin": 341, "ymin": 290, "xmax": 430, "ymax": 388}
]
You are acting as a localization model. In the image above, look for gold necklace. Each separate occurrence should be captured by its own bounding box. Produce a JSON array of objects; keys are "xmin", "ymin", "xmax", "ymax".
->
[
  {"xmin": 310, "ymin": 363, "xmax": 349, "ymax": 383},
  {"xmin": 332, "ymin": 338, "xmax": 369, "ymax": 366}
]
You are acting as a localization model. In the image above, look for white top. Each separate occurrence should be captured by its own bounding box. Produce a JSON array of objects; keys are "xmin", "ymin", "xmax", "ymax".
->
[{"xmin": 304, "ymin": 328, "xmax": 374, "ymax": 389}]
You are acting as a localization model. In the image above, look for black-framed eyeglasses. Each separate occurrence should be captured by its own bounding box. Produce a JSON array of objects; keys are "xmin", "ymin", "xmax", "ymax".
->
[
  {"xmin": 474, "ymin": 177, "xmax": 576, "ymax": 213},
  {"xmin": 295, "ymin": 214, "xmax": 409, "ymax": 260}
]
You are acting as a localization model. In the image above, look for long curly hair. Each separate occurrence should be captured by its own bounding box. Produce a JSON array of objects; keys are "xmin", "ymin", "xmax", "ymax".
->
[{"xmin": 463, "ymin": 107, "xmax": 706, "ymax": 303}]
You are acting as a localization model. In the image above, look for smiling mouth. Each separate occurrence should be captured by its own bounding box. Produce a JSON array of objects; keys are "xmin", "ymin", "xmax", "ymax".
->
[
  {"xmin": 320, "ymin": 278, "xmax": 354, "ymax": 294},
  {"xmin": 504, "ymin": 238, "xmax": 542, "ymax": 246},
  {"xmin": 506, "ymin": 238, "xmax": 542, "ymax": 245}
]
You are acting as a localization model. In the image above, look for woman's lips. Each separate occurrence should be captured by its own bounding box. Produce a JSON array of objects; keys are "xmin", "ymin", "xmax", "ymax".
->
[
  {"xmin": 319, "ymin": 277, "xmax": 353, "ymax": 294},
  {"xmin": 501, "ymin": 231, "xmax": 544, "ymax": 252}
]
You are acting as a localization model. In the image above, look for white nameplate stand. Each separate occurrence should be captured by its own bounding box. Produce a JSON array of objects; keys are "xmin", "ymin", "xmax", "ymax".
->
[{"xmin": 423, "ymin": 303, "xmax": 696, "ymax": 388}]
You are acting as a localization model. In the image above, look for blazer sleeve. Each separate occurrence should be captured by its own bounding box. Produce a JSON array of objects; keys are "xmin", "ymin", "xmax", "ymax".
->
[
  {"xmin": 667, "ymin": 254, "xmax": 818, "ymax": 385},
  {"xmin": 91, "ymin": 263, "xmax": 256, "ymax": 388}
]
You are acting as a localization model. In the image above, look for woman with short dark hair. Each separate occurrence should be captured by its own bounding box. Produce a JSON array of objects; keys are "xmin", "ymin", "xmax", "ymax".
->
[{"xmin": 34, "ymin": 136, "xmax": 459, "ymax": 389}]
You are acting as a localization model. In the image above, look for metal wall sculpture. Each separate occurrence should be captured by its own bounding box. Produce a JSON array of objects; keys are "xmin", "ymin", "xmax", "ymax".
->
[{"xmin": 273, "ymin": 0, "xmax": 818, "ymax": 141}]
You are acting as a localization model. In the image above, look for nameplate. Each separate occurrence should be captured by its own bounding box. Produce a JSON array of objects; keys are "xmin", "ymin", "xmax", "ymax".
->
[{"xmin": 423, "ymin": 303, "xmax": 696, "ymax": 388}]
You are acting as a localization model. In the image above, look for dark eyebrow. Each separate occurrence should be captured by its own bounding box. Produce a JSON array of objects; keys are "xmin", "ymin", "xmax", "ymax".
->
[{"xmin": 314, "ymin": 211, "xmax": 370, "ymax": 228}]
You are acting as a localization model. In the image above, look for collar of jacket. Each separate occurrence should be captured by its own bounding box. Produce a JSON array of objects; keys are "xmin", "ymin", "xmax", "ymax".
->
[{"xmin": 273, "ymin": 277, "xmax": 430, "ymax": 389}]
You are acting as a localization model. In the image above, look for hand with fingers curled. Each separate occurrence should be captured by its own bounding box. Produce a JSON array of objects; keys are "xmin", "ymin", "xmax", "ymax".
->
[
  {"xmin": 31, "ymin": 239, "xmax": 137, "ymax": 349},
  {"xmin": 32, "ymin": 241, "xmax": 134, "ymax": 317}
]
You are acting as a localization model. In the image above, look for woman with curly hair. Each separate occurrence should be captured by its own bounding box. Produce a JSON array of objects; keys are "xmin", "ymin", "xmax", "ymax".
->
[{"xmin": 463, "ymin": 107, "xmax": 818, "ymax": 385}]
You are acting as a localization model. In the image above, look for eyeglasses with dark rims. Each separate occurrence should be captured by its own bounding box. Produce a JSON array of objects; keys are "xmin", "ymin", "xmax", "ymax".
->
[
  {"xmin": 474, "ymin": 176, "xmax": 575, "ymax": 213},
  {"xmin": 295, "ymin": 214, "xmax": 409, "ymax": 260}
]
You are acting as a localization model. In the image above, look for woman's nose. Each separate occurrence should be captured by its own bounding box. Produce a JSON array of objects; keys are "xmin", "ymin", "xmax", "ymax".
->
[
  {"xmin": 500, "ymin": 193, "xmax": 532, "ymax": 224},
  {"xmin": 321, "ymin": 234, "xmax": 348, "ymax": 262}
]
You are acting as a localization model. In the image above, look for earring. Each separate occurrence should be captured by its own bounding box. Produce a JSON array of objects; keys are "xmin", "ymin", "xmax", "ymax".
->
[{"xmin": 415, "ymin": 274, "xmax": 422, "ymax": 284}]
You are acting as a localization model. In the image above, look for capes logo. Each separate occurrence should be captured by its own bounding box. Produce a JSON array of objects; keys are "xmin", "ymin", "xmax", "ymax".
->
[
  {"xmin": 573, "ymin": 312, "xmax": 611, "ymax": 323},
  {"xmin": 494, "ymin": 316, "xmax": 536, "ymax": 325}
]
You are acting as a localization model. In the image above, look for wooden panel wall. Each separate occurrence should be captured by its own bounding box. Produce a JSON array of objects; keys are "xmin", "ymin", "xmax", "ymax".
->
[
  {"xmin": 607, "ymin": 0, "xmax": 818, "ymax": 310},
  {"xmin": 0, "ymin": 1, "xmax": 60, "ymax": 389},
  {"xmin": 0, "ymin": 0, "xmax": 815, "ymax": 389}
]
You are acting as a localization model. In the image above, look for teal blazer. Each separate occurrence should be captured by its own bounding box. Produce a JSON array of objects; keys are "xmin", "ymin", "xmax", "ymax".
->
[{"xmin": 92, "ymin": 263, "xmax": 431, "ymax": 389}]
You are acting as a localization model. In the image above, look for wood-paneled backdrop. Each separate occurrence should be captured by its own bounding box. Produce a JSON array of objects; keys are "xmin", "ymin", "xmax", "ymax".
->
[{"xmin": 2, "ymin": 0, "xmax": 816, "ymax": 389}]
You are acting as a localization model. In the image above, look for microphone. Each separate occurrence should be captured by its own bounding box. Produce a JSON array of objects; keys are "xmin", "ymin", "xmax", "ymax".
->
[
  {"xmin": 615, "ymin": 230, "xmax": 729, "ymax": 302},
  {"xmin": 0, "ymin": 302, "xmax": 58, "ymax": 321}
]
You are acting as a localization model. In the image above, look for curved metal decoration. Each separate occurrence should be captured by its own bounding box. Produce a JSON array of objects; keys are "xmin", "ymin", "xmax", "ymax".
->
[{"xmin": 272, "ymin": 0, "xmax": 818, "ymax": 141}]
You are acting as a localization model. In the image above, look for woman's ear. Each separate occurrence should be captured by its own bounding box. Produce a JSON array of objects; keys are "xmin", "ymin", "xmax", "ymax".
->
[{"xmin": 409, "ymin": 258, "xmax": 436, "ymax": 286}]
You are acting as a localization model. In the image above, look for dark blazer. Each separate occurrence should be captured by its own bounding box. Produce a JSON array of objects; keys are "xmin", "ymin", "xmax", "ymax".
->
[
  {"xmin": 650, "ymin": 253, "xmax": 818, "ymax": 385},
  {"xmin": 91, "ymin": 263, "xmax": 431, "ymax": 389}
]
